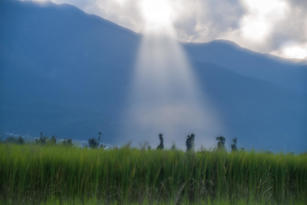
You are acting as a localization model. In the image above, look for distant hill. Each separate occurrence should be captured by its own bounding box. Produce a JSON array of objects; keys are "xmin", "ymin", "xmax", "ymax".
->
[
  {"xmin": 184, "ymin": 41, "xmax": 307, "ymax": 94},
  {"xmin": 0, "ymin": 0, "xmax": 306, "ymax": 152}
]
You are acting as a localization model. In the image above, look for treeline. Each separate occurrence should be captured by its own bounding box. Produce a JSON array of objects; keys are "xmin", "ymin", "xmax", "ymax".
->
[
  {"xmin": 0, "ymin": 132, "xmax": 73, "ymax": 146},
  {"xmin": 0, "ymin": 131, "xmax": 241, "ymax": 152}
]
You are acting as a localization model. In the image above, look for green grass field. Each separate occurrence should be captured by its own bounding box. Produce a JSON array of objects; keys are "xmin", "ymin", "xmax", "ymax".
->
[{"xmin": 0, "ymin": 144, "xmax": 306, "ymax": 204}]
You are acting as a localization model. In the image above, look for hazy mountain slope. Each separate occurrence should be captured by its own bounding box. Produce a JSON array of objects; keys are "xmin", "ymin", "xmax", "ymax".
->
[
  {"xmin": 192, "ymin": 62, "xmax": 306, "ymax": 151},
  {"xmin": 184, "ymin": 41, "xmax": 307, "ymax": 94},
  {"xmin": 0, "ymin": 1, "xmax": 306, "ymax": 151},
  {"xmin": 0, "ymin": 0, "xmax": 139, "ymax": 141}
]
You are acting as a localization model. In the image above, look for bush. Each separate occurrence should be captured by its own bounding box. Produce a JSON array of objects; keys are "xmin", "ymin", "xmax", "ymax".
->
[
  {"xmin": 62, "ymin": 139, "xmax": 73, "ymax": 146},
  {"xmin": 35, "ymin": 132, "xmax": 48, "ymax": 145},
  {"xmin": 4, "ymin": 136, "xmax": 24, "ymax": 144},
  {"xmin": 88, "ymin": 138, "xmax": 99, "ymax": 148}
]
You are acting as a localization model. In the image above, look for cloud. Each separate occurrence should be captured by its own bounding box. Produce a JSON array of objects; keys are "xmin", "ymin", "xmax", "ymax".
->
[
  {"xmin": 272, "ymin": 42, "xmax": 307, "ymax": 60},
  {"xmin": 21, "ymin": 0, "xmax": 307, "ymax": 60},
  {"xmin": 239, "ymin": 0, "xmax": 289, "ymax": 43}
]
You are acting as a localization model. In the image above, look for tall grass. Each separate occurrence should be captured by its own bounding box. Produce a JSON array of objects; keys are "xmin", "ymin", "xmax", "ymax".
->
[{"xmin": 0, "ymin": 144, "xmax": 306, "ymax": 204}]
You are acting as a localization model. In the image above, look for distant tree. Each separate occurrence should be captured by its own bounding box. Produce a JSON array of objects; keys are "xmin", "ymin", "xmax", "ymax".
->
[
  {"xmin": 231, "ymin": 137, "xmax": 238, "ymax": 152},
  {"xmin": 5, "ymin": 136, "xmax": 24, "ymax": 145},
  {"xmin": 157, "ymin": 133, "xmax": 164, "ymax": 150},
  {"xmin": 171, "ymin": 143, "xmax": 177, "ymax": 150},
  {"xmin": 5, "ymin": 137, "xmax": 16, "ymax": 144},
  {"xmin": 186, "ymin": 133, "xmax": 195, "ymax": 151},
  {"xmin": 62, "ymin": 139, "xmax": 73, "ymax": 146},
  {"xmin": 147, "ymin": 145, "xmax": 152, "ymax": 150},
  {"xmin": 123, "ymin": 142, "xmax": 132, "ymax": 149},
  {"xmin": 49, "ymin": 136, "xmax": 57, "ymax": 145},
  {"xmin": 88, "ymin": 131, "xmax": 105, "ymax": 148},
  {"xmin": 140, "ymin": 142, "xmax": 151, "ymax": 150},
  {"xmin": 36, "ymin": 132, "xmax": 48, "ymax": 145},
  {"xmin": 216, "ymin": 136, "xmax": 226, "ymax": 151},
  {"xmin": 36, "ymin": 137, "xmax": 47, "ymax": 145},
  {"xmin": 5, "ymin": 137, "xmax": 12, "ymax": 144},
  {"xmin": 88, "ymin": 138, "xmax": 99, "ymax": 148},
  {"xmin": 100, "ymin": 144, "xmax": 106, "ymax": 149},
  {"xmin": 17, "ymin": 136, "xmax": 25, "ymax": 144}
]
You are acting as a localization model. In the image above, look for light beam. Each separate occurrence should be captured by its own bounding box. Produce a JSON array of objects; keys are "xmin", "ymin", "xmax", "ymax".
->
[{"xmin": 122, "ymin": 1, "xmax": 223, "ymax": 149}]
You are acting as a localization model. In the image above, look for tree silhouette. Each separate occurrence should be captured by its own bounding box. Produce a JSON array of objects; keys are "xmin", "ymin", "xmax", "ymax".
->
[
  {"xmin": 35, "ymin": 132, "xmax": 48, "ymax": 145},
  {"xmin": 186, "ymin": 133, "xmax": 195, "ymax": 151},
  {"xmin": 5, "ymin": 136, "xmax": 24, "ymax": 144},
  {"xmin": 88, "ymin": 138, "xmax": 99, "ymax": 148},
  {"xmin": 157, "ymin": 133, "xmax": 164, "ymax": 150},
  {"xmin": 62, "ymin": 139, "xmax": 73, "ymax": 146},
  {"xmin": 49, "ymin": 136, "xmax": 56, "ymax": 145},
  {"xmin": 216, "ymin": 136, "xmax": 226, "ymax": 151},
  {"xmin": 17, "ymin": 136, "xmax": 24, "ymax": 144},
  {"xmin": 231, "ymin": 137, "xmax": 238, "ymax": 152},
  {"xmin": 88, "ymin": 131, "xmax": 104, "ymax": 148}
]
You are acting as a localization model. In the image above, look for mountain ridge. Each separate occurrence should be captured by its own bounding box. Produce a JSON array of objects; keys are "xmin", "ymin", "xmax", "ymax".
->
[{"xmin": 0, "ymin": 0, "xmax": 306, "ymax": 152}]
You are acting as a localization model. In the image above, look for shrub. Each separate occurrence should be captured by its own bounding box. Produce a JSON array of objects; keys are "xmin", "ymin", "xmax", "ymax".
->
[
  {"xmin": 4, "ymin": 136, "xmax": 24, "ymax": 144},
  {"xmin": 35, "ymin": 132, "xmax": 48, "ymax": 145},
  {"xmin": 88, "ymin": 138, "xmax": 99, "ymax": 148},
  {"xmin": 62, "ymin": 139, "xmax": 73, "ymax": 146},
  {"xmin": 49, "ymin": 136, "xmax": 57, "ymax": 145}
]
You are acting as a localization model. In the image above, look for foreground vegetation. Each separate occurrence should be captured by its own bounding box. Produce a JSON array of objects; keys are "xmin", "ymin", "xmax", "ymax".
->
[{"xmin": 0, "ymin": 144, "xmax": 306, "ymax": 204}]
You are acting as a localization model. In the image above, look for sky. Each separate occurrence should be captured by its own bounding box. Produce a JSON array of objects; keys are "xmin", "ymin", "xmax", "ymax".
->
[{"xmin": 21, "ymin": 0, "xmax": 307, "ymax": 61}]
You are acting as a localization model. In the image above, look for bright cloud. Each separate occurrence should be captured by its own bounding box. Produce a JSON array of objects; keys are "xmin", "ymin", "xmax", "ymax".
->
[
  {"xmin": 239, "ymin": 0, "xmax": 289, "ymax": 43},
  {"xmin": 140, "ymin": 0, "xmax": 173, "ymax": 28},
  {"xmin": 273, "ymin": 42, "xmax": 307, "ymax": 60},
  {"xmin": 21, "ymin": 0, "xmax": 307, "ymax": 60}
]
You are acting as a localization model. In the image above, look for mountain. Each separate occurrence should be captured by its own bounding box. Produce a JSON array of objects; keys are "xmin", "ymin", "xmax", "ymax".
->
[
  {"xmin": 184, "ymin": 41, "xmax": 307, "ymax": 94},
  {"xmin": 0, "ymin": 0, "xmax": 306, "ymax": 152}
]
